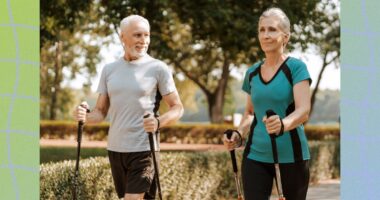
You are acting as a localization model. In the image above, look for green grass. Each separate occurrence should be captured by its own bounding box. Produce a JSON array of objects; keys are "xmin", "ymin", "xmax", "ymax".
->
[
  {"xmin": 40, "ymin": 147, "xmax": 214, "ymax": 164},
  {"xmin": 40, "ymin": 147, "xmax": 108, "ymax": 164}
]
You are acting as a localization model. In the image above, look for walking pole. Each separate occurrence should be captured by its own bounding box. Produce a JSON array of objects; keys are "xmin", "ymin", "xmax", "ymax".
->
[
  {"xmin": 73, "ymin": 108, "xmax": 89, "ymax": 200},
  {"xmin": 224, "ymin": 130, "xmax": 244, "ymax": 200},
  {"xmin": 143, "ymin": 114, "xmax": 163, "ymax": 200},
  {"xmin": 266, "ymin": 110, "xmax": 286, "ymax": 200}
]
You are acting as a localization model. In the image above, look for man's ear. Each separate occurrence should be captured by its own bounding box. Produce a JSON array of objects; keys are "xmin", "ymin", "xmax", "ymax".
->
[{"xmin": 119, "ymin": 32, "xmax": 124, "ymax": 41}]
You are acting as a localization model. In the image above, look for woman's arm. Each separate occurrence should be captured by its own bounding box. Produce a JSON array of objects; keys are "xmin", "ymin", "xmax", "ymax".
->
[
  {"xmin": 224, "ymin": 94, "xmax": 254, "ymax": 150},
  {"xmin": 264, "ymin": 80, "xmax": 311, "ymax": 134},
  {"xmin": 237, "ymin": 94, "xmax": 255, "ymax": 137},
  {"xmin": 282, "ymin": 80, "xmax": 311, "ymax": 131}
]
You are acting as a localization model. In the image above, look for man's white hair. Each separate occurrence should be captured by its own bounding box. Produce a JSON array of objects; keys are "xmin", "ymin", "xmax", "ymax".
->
[{"xmin": 120, "ymin": 15, "xmax": 150, "ymax": 33}]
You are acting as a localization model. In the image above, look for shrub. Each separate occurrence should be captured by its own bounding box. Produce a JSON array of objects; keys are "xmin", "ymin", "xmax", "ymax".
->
[
  {"xmin": 41, "ymin": 143, "xmax": 339, "ymax": 200},
  {"xmin": 40, "ymin": 120, "xmax": 109, "ymax": 141},
  {"xmin": 309, "ymin": 140, "xmax": 340, "ymax": 182},
  {"xmin": 40, "ymin": 154, "xmax": 233, "ymax": 200},
  {"xmin": 41, "ymin": 121, "xmax": 340, "ymax": 143},
  {"xmin": 40, "ymin": 158, "xmax": 117, "ymax": 200}
]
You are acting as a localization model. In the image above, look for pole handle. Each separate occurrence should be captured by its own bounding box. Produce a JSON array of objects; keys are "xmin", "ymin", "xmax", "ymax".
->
[
  {"xmin": 225, "ymin": 130, "xmax": 238, "ymax": 172},
  {"xmin": 77, "ymin": 108, "xmax": 90, "ymax": 143}
]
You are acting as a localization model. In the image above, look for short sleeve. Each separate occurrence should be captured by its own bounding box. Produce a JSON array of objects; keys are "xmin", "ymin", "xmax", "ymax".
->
[
  {"xmin": 242, "ymin": 69, "xmax": 251, "ymax": 94},
  {"xmin": 157, "ymin": 63, "xmax": 177, "ymax": 95},
  {"xmin": 96, "ymin": 65, "xmax": 108, "ymax": 95},
  {"xmin": 292, "ymin": 60, "xmax": 312, "ymax": 85}
]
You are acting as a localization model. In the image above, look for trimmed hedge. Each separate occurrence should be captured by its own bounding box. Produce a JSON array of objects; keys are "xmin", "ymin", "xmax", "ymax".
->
[
  {"xmin": 41, "ymin": 141, "xmax": 339, "ymax": 200},
  {"xmin": 40, "ymin": 154, "xmax": 233, "ymax": 200},
  {"xmin": 40, "ymin": 120, "xmax": 110, "ymax": 141},
  {"xmin": 41, "ymin": 121, "xmax": 340, "ymax": 143},
  {"xmin": 309, "ymin": 140, "xmax": 340, "ymax": 182}
]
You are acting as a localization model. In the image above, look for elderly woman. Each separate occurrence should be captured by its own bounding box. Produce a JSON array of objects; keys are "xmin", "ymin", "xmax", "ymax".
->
[{"xmin": 224, "ymin": 7, "xmax": 312, "ymax": 200}]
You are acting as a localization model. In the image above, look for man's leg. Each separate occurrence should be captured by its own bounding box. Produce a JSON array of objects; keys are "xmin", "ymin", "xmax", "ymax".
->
[
  {"xmin": 124, "ymin": 193, "xmax": 144, "ymax": 200},
  {"xmin": 108, "ymin": 151, "xmax": 128, "ymax": 199},
  {"xmin": 125, "ymin": 151, "xmax": 156, "ymax": 199}
]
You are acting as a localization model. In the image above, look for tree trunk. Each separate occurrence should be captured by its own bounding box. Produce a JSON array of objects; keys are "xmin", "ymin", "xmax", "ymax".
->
[
  {"xmin": 173, "ymin": 53, "xmax": 231, "ymax": 124},
  {"xmin": 50, "ymin": 41, "xmax": 62, "ymax": 120},
  {"xmin": 309, "ymin": 50, "xmax": 341, "ymax": 117},
  {"xmin": 207, "ymin": 89, "xmax": 225, "ymax": 123},
  {"xmin": 207, "ymin": 58, "xmax": 230, "ymax": 124},
  {"xmin": 309, "ymin": 52, "xmax": 328, "ymax": 117}
]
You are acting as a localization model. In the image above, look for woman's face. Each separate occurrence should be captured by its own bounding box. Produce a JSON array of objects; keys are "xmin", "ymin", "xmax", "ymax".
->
[{"xmin": 258, "ymin": 16, "xmax": 288, "ymax": 54}]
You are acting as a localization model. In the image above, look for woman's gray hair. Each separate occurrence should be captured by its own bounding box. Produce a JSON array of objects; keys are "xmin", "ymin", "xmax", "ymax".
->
[
  {"xmin": 259, "ymin": 7, "xmax": 291, "ymax": 35},
  {"xmin": 120, "ymin": 15, "xmax": 150, "ymax": 33}
]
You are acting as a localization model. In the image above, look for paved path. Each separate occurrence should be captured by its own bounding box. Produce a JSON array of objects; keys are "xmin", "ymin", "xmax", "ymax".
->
[
  {"xmin": 306, "ymin": 180, "xmax": 340, "ymax": 200},
  {"xmin": 41, "ymin": 139, "xmax": 340, "ymax": 200},
  {"xmin": 269, "ymin": 180, "xmax": 340, "ymax": 200}
]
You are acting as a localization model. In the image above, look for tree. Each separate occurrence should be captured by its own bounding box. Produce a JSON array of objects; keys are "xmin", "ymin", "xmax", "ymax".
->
[
  {"xmin": 300, "ymin": 0, "xmax": 340, "ymax": 117},
  {"xmin": 40, "ymin": 1, "xmax": 112, "ymax": 119},
  {"xmin": 99, "ymin": 0, "xmax": 322, "ymax": 123}
]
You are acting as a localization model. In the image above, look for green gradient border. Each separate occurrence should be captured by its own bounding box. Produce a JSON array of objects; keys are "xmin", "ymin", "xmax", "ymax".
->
[
  {"xmin": 341, "ymin": 0, "xmax": 380, "ymax": 199},
  {"xmin": 0, "ymin": 0, "xmax": 39, "ymax": 199}
]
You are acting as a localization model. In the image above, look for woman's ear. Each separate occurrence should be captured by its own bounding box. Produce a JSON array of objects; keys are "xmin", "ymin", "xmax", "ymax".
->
[{"xmin": 283, "ymin": 33, "xmax": 290, "ymax": 47}]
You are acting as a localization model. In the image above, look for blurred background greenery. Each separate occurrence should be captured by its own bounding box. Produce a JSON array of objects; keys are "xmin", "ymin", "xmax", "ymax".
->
[{"xmin": 40, "ymin": 0, "xmax": 340, "ymax": 124}]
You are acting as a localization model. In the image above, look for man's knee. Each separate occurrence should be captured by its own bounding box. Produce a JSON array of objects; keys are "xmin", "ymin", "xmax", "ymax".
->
[{"xmin": 124, "ymin": 193, "xmax": 144, "ymax": 200}]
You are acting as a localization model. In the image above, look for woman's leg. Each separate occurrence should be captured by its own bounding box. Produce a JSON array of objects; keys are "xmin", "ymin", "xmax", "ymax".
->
[
  {"xmin": 280, "ymin": 160, "xmax": 310, "ymax": 200},
  {"xmin": 242, "ymin": 158, "xmax": 274, "ymax": 200}
]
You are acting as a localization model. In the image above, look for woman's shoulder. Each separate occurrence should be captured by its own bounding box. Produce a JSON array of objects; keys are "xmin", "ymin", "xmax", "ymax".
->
[
  {"xmin": 285, "ymin": 57, "xmax": 309, "ymax": 75},
  {"xmin": 286, "ymin": 56, "xmax": 307, "ymax": 69},
  {"xmin": 246, "ymin": 61, "xmax": 263, "ymax": 74}
]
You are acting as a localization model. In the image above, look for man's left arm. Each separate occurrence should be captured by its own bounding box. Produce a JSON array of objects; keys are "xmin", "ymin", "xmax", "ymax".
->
[
  {"xmin": 143, "ymin": 91, "xmax": 183, "ymax": 133},
  {"xmin": 158, "ymin": 91, "xmax": 184, "ymax": 128}
]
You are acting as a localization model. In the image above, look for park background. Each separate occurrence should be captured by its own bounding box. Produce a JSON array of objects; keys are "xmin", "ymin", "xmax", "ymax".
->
[
  {"xmin": 39, "ymin": 0, "xmax": 340, "ymax": 199},
  {"xmin": 2, "ymin": 0, "xmax": 380, "ymax": 199}
]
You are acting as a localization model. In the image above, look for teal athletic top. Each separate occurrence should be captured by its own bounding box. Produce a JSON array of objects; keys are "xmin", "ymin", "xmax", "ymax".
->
[{"xmin": 242, "ymin": 56, "xmax": 312, "ymax": 163}]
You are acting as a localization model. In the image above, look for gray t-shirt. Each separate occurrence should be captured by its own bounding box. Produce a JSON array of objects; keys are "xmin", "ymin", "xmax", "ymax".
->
[{"xmin": 97, "ymin": 55, "xmax": 177, "ymax": 152}]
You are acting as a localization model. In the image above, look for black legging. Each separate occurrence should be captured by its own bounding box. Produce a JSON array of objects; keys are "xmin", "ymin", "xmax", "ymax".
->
[{"xmin": 242, "ymin": 158, "xmax": 309, "ymax": 200}]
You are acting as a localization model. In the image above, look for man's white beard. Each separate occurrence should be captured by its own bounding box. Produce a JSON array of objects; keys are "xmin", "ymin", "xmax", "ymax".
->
[{"xmin": 129, "ymin": 47, "xmax": 147, "ymax": 59}]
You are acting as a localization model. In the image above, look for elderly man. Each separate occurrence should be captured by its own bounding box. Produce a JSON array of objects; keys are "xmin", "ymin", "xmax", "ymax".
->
[{"xmin": 75, "ymin": 15, "xmax": 183, "ymax": 200}]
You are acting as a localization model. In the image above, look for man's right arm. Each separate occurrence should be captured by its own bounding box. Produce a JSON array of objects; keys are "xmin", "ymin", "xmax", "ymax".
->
[
  {"xmin": 87, "ymin": 94, "xmax": 110, "ymax": 124},
  {"xmin": 75, "ymin": 94, "xmax": 110, "ymax": 124}
]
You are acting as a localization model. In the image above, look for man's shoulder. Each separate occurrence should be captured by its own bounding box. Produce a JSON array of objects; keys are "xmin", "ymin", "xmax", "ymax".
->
[
  {"xmin": 105, "ymin": 58, "xmax": 124, "ymax": 68},
  {"xmin": 145, "ymin": 56, "xmax": 171, "ymax": 72},
  {"xmin": 99, "ymin": 59, "xmax": 124, "ymax": 74},
  {"xmin": 147, "ymin": 56, "xmax": 167, "ymax": 67}
]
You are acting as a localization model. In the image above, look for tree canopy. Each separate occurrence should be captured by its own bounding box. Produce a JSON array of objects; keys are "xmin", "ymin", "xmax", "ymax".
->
[{"xmin": 40, "ymin": 0, "xmax": 340, "ymax": 123}]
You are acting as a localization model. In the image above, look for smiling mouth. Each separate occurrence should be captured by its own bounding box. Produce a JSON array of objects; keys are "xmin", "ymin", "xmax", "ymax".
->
[{"xmin": 136, "ymin": 46, "xmax": 147, "ymax": 50}]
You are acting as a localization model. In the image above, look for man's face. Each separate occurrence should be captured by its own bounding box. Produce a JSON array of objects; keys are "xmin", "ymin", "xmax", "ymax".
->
[{"xmin": 121, "ymin": 20, "xmax": 150, "ymax": 60}]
